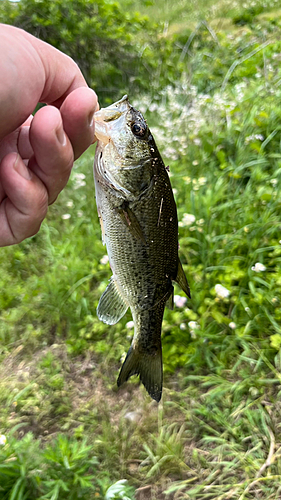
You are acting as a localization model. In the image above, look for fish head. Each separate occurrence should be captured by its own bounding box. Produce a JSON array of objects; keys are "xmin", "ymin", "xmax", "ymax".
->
[{"xmin": 94, "ymin": 96, "xmax": 155, "ymax": 195}]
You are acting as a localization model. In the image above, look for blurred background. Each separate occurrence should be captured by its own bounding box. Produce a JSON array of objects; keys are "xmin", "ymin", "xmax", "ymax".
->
[{"xmin": 1, "ymin": 0, "xmax": 281, "ymax": 498}]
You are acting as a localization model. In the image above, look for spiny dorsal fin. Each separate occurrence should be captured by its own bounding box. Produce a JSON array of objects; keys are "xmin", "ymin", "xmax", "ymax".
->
[
  {"xmin": 97, "ymin": 277, "xmax": 128, "ymax": 325},
  {"xmin": 175, "ymin": 258, "xmax": 191, "ymax": 298}
]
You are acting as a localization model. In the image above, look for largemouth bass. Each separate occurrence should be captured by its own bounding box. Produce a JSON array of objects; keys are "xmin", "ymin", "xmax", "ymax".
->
[{"xmin": 94, "ymin": 96, "xmax": 190, "ymax": 402}]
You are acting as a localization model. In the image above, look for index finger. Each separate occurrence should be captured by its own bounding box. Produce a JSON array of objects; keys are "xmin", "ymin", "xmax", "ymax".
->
[{"xmin": 0, "ymin": 24, "xmax": 96, "ymax": 140}]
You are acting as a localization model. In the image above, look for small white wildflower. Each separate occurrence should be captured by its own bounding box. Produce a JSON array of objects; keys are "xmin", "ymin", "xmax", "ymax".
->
[
  {"xmin": 0, "ymin": 435, "xmax": 6, "ymax": 446},
  {"xmin": 215, "ymin": 284, "xmax": 230, "ymax": 299},
  {"xmin": 150, "ymin": 103, "xmax": 158, "ymax": 112},
  {"xmin": 229, "ymin": 322, "xmax": 236, "ymax": 329},
  {"xmin": 61, "ymin": 214, "xmax": 71, "ymax": 220},
  {"xmin": 77, "ymin": 210, "xmax": 84, "ymax": 218},
  {"xmin": 120, "ymin": 352, "xmax": 126, "ymax": 363},
  {"xmin": 251, "ymin": 262, "xmax": 266, "ymax": 272},
  {"xmin": 74, "ymin": 180, "xmax": 86, "ymax": 189},
  {"xmin": 188, "ymin": 321, "xmax": 199, "ymax": 338},
  {"xmin": 100, "ymin": 255, "xmax": 109, "ymax": 265},
  {"xmin": 174, "ymin": 295, "xmax": 188, "ymax": 308},
  {"xmin": 180, "ymin": 323, "xmax": 186, "ymax": 330},
  {"xmin": 198, "ymin": 177, "xmax": 207, "ymax": 186},
  {"xmin": 192, "ymin": 160, "xmax": 199, "ymax": 166},
  {"xmin": 245, "ymin": 307, "xmax": 250, "ymax": 313},
  {"xmin": 74, "ymin": 173, "xmax": 86, "ymax": 180},
  {"xmin": 66, "ymin": 200, "xmax": 74, "ymax": 208},
  {"xmin": 180, "ymin": 213, "xmax": 196, "ymax": 227},
  {"xmin": 126, "ymin": 321, "xmax": 134, "ymax": 329},
  {"xmin": 270, "ymin": 179, "xmax": 278, "ymax": 187},
  {"xmin": 188, "ymin": 321, "xmax": 199, "ymax": 330},
  {"xmin": 183, "ymin": 176, "xmax": 191, "ymax": 185},
  {"xmin": 193, "ymin": 138, "xmax": 202, "ymax": 146},
  {"xmin": 192, "ymin": 179, "xmax": 199, "ymax": 191},
  {"xmin": 245, "ymin": 134, "xmax": 264, "ymax": 144}
]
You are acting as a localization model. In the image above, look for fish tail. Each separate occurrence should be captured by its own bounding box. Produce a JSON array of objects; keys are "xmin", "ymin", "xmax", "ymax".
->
[{"xmin": 117, "ymin": 344, "xmax": 163, "ymax": 402}]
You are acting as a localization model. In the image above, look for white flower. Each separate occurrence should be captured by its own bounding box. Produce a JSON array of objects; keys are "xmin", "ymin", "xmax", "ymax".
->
[
  {"xmin": 0, "ymin": 435, "xmax": 6, "ymax": 446},
  {"xmin": 174, "ymin": 295, "xmax": 188, "ymax": 308},
  {"xmin": 198, "ymin": 177, "xmax": 207, "ymax": 186},
  {"xmin": 251, "ymin": 262, "xmax": 266, "ymax": 272},
  {"xmin": 120, "ymin": 352, "xmax": 126, "ymax": 363},
  {"xmin": 77, "ymin": 210, "xmax": 84, "ymax": 218},
  {"xmin": 197, "ymin": 219, "xmax": 205, "ymax": 225},
  {"xmin": 180, "ymin": 323, "xmax": 186, "ymax": 330},
  {"xmin": 100, "ymin": 255, "xmax": 109, "ymax": 265},
  {"xmin": 61, "ymin": 214, "xmax": 71, "ymax": 220},
  {"xmin": 126, "ymin": 321, "xmax": 134, "ymax": 329},
  {"xmin": 188, "ymin": 321, "xmax": 199, "ymax": 330},
  {"xmin": 188, "ymin": 321, "xmax": 199, "ymax": 339},
  {"xmin": 73, "ymin": 172, "xmax": 86, "ymax": 189},
  {"xmin": 179, "ymin": 213, "xmax": 196, "ymax": 227},
  {"xmin": 74, "ymin": 173, "xmax": 86, "ymax": 180},
  {"xmin": 229, "ymin": 322, "xmax": 236, "ymax": 329},
  {"xmin": 74, "ymin": 180, "xmax": 86, "ymax": 189},
  {"xmin": 66, "ymin": 200, "xmax": 74, "ymax": 208},
  {"xmin": 215, "ymin": 284, "xmax": 230, "ymax": 299}
]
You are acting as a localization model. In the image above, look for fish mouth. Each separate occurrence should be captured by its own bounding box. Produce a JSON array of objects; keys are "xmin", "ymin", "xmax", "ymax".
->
[{"xmin": 94, "ymin": 95, "xmax": 131, "ymax": 143}]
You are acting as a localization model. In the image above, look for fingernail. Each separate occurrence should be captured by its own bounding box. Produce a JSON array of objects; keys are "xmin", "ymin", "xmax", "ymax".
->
[
  {"xmin": 13, "ymin": 154, "xmax": 32, "ymax": 180},
  {"xmin": 88, "ymin": 103, "xmax": 98, "ymax": 128},
  {"xmin": 56, "ymin": 125, "xmax": 67, "ymax": 146}
]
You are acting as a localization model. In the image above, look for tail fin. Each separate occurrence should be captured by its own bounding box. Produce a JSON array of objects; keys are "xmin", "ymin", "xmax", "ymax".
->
[{"xmin": 117, "ymin": 345, "xmax": 163, "ymax": 402}]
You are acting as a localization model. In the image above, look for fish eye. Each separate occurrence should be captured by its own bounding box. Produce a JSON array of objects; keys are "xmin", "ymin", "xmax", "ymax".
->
[{"xmin": 131, "ymin": 122, "xmax": 147, "ymax": 138}]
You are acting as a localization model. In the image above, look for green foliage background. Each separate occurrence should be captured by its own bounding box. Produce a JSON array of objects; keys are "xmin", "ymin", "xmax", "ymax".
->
[
  {"xmin": 1, "ymin": 0, "xmax": 281, "ymax": 498},
  {"xmin": 0, "ymin": 0, "xmax": 181, "ymax": 102}
]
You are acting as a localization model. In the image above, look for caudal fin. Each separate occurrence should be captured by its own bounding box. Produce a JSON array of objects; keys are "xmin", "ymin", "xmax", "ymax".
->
[{"xmin": 117, "ymin": 345, "xmax": 163, "ymax": 402}]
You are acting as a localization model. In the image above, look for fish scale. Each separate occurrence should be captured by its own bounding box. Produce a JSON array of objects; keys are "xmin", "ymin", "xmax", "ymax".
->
[{"xmin": 94, "ymin": 96, "xmax": 190, "ymax": 402}]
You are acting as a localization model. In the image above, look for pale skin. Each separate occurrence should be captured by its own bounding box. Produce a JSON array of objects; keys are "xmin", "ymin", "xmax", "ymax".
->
[{"xmin": 0, "ymin": 23, "xmax": 99, "ymax": 247}]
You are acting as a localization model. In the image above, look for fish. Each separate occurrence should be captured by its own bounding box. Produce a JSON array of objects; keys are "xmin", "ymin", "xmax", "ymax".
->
[{"xmin": 93, "ymin": 95, "xmax": 190, "ymax": 402}]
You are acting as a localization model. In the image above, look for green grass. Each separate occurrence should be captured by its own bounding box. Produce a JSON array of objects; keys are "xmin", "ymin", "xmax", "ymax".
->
[{"xmin": 2, "ymin": 0, "xmax": 281, "ymax": 498}]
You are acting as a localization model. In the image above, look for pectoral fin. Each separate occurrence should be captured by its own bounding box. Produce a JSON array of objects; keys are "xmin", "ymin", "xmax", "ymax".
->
[
  {"xmin": 175, "ymin": 258, "xmax": 191, "ymax": 298},
  {"xmin": 97, "ymin": 277, "xmax": 128, "ymax": 325},
  {"xmin": 117, "ymin": 203, "xmax": 146, "ymax": 244}
]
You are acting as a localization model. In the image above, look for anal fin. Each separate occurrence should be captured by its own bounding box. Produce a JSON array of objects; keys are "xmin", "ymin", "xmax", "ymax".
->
[
  {"xmin": 175, "ymin": 258, "xmax": 191, "ymax": 298},
  {"xmin": 97, "ymin": 277, "xmax": 128, "ymax": 325},
  {"xmin": 165, "ymin": 287, "xmax": 174, "ymax": 310}
]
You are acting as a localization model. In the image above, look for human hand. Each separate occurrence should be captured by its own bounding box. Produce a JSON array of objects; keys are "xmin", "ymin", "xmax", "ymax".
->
[{"xmin": 0, "ymin": 24, "xmax": 98, "ymax": 247}]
